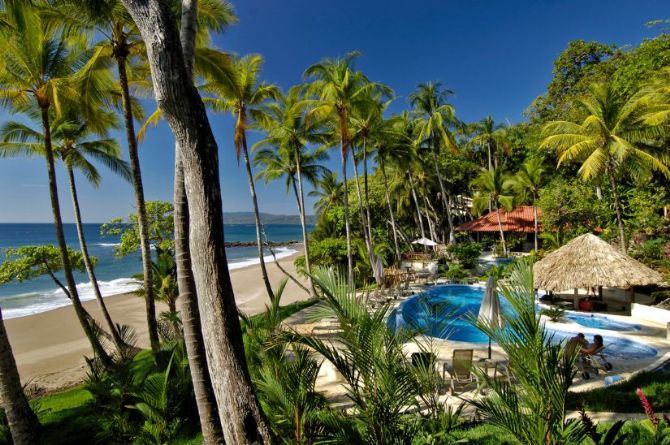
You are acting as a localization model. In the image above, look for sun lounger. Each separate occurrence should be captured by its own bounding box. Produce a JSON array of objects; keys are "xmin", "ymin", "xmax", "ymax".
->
[{"xmin": 442, "ymin": 349, "xmax": 476, "ymax": 394}]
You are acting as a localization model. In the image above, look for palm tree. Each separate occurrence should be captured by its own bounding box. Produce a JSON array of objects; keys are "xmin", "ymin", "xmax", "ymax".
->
[
  {"xmin": 471, "ymin": 168, "xmax": 515, "ymax": 257},
  {"xmin": 309, "ymin": 171, "xmax": 344, "ymax": 216},
  {"xmin": 254, "ymin": 86, "xmax": 329, "ymax": 290},
  {"xmin": 540, "ymin": 82, "xmax": 670, "ymax": 252},
  {"xmin": 0, "ymin": 308, "xmax": 39, "ymax": 445},
  {"xmin": 203, "ymin": 54, "xmax": 279, "ymax": 301},
  {"xmin": 303, "ymin": 51, "xmax": 386, "ymax": 283},
  {"xmin": 372, "ymin": 115, "xmax": 412, "ymax": 264},
  {"xmin": 467, "ymin": 116, "xmax": 510, "ymax": 170},
  {"xmin": 54, "ymin": 0, "xmax": 161, "ymax": 351},
  {"xmin": 409, "ymin": 82, "xmax": 460, "ymax": 243},
  {"xmin": 509, "ymin": 158, "xmax": 545, "ymax": 251},
  {"xmin": 0, "ymin": 1, "xmax": 112, "ymax": 366},
  {"xmin": 123, "ymin": 0, "xmax": 272, "ymax": 441},
  {"xmin": 0, "ymin": 111, "xmax": 131, "ymax": 352}
]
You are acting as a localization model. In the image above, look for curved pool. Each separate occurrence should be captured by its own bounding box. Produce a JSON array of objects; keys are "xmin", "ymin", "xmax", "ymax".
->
[
  {"xmin": 388, "ymin": 285, "xmax": 657, "ymax": 360},
  {"xmin": 565, "ymin": 313, "xmax": 641, "ymax": 332}
]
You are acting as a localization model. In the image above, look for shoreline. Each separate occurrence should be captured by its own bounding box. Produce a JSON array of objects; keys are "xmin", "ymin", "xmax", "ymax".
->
[{"xmin": 5, "ymin": 249, "xmax": 309, "ymax": 393}]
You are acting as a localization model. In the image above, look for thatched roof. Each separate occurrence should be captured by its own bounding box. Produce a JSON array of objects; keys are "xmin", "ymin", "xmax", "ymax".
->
[{"xmin": 533, "ymin": 233, "xmax": 664, "ymax": 291}]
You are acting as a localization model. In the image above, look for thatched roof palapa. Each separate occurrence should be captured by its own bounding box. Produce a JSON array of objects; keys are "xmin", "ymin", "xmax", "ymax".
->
[{"xmin": 533, "ymin": 234, "xmax": 664, "ymax": 292}]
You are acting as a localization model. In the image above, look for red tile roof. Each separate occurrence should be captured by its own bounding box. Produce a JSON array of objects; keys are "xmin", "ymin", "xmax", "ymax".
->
[{"xmin": 456, "ymin": 206, "xmax": 541, "ymax": 233}]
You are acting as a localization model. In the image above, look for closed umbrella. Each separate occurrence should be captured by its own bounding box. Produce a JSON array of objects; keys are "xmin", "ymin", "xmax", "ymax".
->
[
  {"xmin": 412, "ymin": 237, "xmax": 438, "ymax": 247},
  {"xmin": 478, "ymin": 275, "xmax": 502, "ymax": 359}
]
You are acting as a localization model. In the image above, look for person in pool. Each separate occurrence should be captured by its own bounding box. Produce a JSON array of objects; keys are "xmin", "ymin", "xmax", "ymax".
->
[{"xmin": 581, "ymin": 334, "xmax": 604, "ymax": 355}]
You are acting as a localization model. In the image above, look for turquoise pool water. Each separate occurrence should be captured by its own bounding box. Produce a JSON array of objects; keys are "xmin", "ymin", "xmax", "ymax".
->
[
  {"xmin": 565, "ymin": 313, "xmax": 641, "ymax": 332},
  {"xmin": 388, "ymin": 285, "xmax": 657, "ymax": 360}
]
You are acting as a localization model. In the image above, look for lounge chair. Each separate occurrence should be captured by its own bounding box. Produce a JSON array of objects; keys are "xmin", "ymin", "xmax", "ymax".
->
[{"xmin": 442, "ymin": 349, "xmax": 476, "ymax": 394}]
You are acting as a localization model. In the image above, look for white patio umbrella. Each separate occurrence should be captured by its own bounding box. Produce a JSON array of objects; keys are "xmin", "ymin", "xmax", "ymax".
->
[
  {"xmin": 412, "ymin": 237, "xmax": 438, "ymax": 247},
  {"xmin": 478, "ymin": 275, "xmax": 502, "ymax": 359}
]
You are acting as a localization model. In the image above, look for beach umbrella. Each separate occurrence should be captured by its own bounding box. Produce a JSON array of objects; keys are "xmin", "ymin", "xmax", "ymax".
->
[
  {"xmin": 479, "ymin": 275, "xmax": 502, "ymax": 359},
  {"xmin": 412, "ymin": 237, "xmax": 438, "ymax": 247}
]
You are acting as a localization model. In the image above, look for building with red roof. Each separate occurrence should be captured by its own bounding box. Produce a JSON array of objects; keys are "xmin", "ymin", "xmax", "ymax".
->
[{"xmin": 456, "ymin": 206, "xmax": 541, "ymax": 233}]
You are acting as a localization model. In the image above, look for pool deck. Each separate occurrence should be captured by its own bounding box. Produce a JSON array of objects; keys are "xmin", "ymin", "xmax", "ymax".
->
[{"xmin": 283, "ymin": 278, "xmax": 670, "ymax": 408}]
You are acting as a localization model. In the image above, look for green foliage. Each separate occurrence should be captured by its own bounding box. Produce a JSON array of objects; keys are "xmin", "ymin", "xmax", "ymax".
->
[
  {"xmin": 470, "ymin": 258, "xmax": 585, "ymax": 444},
  {"xmin": 567, "ymin": 371, "xmax": 670, "ymax": 413},
  {"xmin": 100, "ymin": 201, "xmax": 174, "ymax": 257},
  {"xmin": 626, "ymin": 186, "xmax": 670, "ymax": 236},
  {"xmin": 630, "ymin": 238, "xmax": 670, "ymax": 271},
  {"xmin": 445, "ymin": 263, "xmax": 467, "ymax": 282},
  {"xmin": 447, "ymin": 241, "xmax": 482, "ymax": 269},
  {"xmin": 0, "ymin": 245, "xmax": 89, "ymax": 286},
  {"xmin": 538, "ymin": 177, "xmax": 612, "ymax": 237},
  {"xmin": 541, "ymin": 305, "xmax": 566, "ymax": 322}
]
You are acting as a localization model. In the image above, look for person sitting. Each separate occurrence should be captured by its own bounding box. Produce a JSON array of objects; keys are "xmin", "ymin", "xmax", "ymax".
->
[
  {"xmin": 566, "ymin": 333, "xmax": 587, "ymax": 356},
  {"xmin": 580, "ymin": 334, "xmax": 604, "ymax": 356}
]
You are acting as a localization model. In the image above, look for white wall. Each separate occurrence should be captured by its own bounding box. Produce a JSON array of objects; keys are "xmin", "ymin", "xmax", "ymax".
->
[{"xmin": 631, "ymin": 303, "xmax": 670, "ymax": 325}]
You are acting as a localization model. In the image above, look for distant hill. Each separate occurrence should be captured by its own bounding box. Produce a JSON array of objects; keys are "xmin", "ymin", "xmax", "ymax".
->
[{"xmin": 223, "ymin": 212, "xmax": 316, "ymax": 225}]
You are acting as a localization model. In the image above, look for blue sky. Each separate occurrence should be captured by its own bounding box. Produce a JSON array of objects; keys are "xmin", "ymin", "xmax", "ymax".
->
[{"xmin": 0, "ymin": 0, "xmax": 667, "ymax": 223}]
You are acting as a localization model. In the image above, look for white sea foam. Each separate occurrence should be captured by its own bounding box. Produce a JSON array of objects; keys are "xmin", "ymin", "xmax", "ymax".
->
[
  {"xmin": 96, "ymin": 242, "xmax": 121, "ymax": 247},
  {"xmin": 228, "ymin": 246, "xmax": 298, "ymax": 270},
  {"xmin": 2, "ymin": 246, "xmax": 298, "ymax": 319}
]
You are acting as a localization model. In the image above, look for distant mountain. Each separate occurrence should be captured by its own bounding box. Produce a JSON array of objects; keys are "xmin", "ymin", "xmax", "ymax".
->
[{"xmin": 223, "ymin": 212, "xmax": 316, "ymax": 225}]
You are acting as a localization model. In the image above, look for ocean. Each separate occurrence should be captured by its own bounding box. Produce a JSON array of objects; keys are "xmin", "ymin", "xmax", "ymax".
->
[{"xmin": 0, "ymin": 223, "xmax": 307, "ymax": 319}]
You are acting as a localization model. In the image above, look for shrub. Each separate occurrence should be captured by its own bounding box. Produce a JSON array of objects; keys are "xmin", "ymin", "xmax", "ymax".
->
[
  {"xmin": 445, "ymin": 263, "xmax": 467, "ymax": 282},
  {"xmin": 541, "ymin": 306, "xmax": 565, "ymax": 322},
  {"xmin": 447, "ymin": 241, "xmax": 482, "ymax": 269}
]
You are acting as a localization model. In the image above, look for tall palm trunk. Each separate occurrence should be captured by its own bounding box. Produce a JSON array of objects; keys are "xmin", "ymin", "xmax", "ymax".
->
[
  {"xmin": 352, "ymin": 149, "xmax": 381, "ymax": 285},
  {"xmin": 122, "ymin": 1, "xmax": 273, "ymax": 440},
  {"xmin": 407, "ymin": 171, "xmax": 426, "ymax": 240},
  {"xmin": 380, "ymin": 159, "xmax": 401, "ymax": 264},
  {"xmin": 495, "ymin": 203, "xmax": 507, "ymax": 257},
  {"xmin": 0, "ymin": 308, "xmax": 39, "ymax": 445},
  {"xmin": 424, "ymin": 197, "xmax": 438, "ymax": 243},
  {"xmin": 292, "ymin": 147, "xmax": 314, "ymax": 294},
  {"xmin": 362, "ymin": 140, "xmax": 374, "ymax": 246},
  {"xmin": 40, "ymin": 107, "xmax": 112, "ymax": 367},
  {"xmin": 607, "ymin": 166, "xmax": 627, "ymax": 253},
  {"xmin": 175, "ymin": 155, "xmax": 224, "ymax": 444},
  {"xmin": 114, "ymin": 49, "xmax": 159, "ymax": 353},
  {"xmin": 431, "ymin": 148, "xmax": 455, "ymax": 243},
  {"xmin": 340, "ymin": 136, "xmax": 354, "ymax": 283},
  {"xmin": 240, "ymin": 131, "xmax": 275, "ymax": 301},
  {"xmin": 533, "ymin": 202, "xmax": 538, "ymax": 252},
  {"xmin": 174, "ymin": 4, "xmax": 227, "ymax": 441},
  {"xmin": 66, "ymin": 166, "xmax": 125, "ymax": 352}
]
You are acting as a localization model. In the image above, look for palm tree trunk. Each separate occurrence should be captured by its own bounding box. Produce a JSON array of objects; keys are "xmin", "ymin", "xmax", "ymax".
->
[
  {"xmin": 495, "ymin": 203, "xmax": 507, "ymax": 257},
  {"xmin": 380, "ymin": 159, "xmax": 401, "ymax": 264},
  {"xmin": 0, "ymin": 308, "xmax": 39, "ymax": 445},
  {"xmin": 66, "ymin": 167, "xmax": 124, "ymax": 352},
  {"xmin": 114, "ymin": 51, "xmax": 159, "ymax": 353},
  {"xmin": 293, "ymin": 145, "xmax": 314, "ymax": 295},
  {"xmin": 607, "ymin": 167, "xmax": 627, "ymax": 253},
  {"xmin": 340, "ymin": 138, "xmax": 354, "ymax": 284},
  {"xmin": 407, "ymin": 171, "xmax": 426, "ymax": 240},
  {"xmin": 362, "ymin": 139, "xmax": 374, "ymax": 246},
  {"xmin": 122, "ymin": 1, "xmax": 273, "ymax": 440},
  {"xmin": 431, "ymin": 148, "xmax": 455, "ymax": 243},
  {"xmin": 351, "ymin": 149, "xmax": 371, "ymax": 249},
  {"xmin": 176, "ymin": 2, "xmax": 226, "ymax": 441},
  {"xmin": 241, "ymin": 132, "xmax": 275, "ymax": 301},
  {"xmin": 533, "ymin": 202, "xmax": 538, "ymax": 252},
  {"xmin": 175, "ymin": 162, "xmax": 225, "ymax": 443},
  {"xmin": 40, "ymin": 107, "xmax": 112, "ymax": 368},
  {"xmin": 424, "ymin": 197, "xmax": 438, "ymax": 244}
]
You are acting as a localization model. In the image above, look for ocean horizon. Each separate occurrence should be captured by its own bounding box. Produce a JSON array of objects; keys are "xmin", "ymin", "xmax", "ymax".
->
[{"xmin": 0, "ymin": 223, "xmax": 309, "ymax": 319}]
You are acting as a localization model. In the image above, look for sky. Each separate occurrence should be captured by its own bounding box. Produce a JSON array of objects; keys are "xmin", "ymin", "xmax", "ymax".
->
[{"xmin": 0, "ymin": 0, "xmax": 668, "ymax": 223}]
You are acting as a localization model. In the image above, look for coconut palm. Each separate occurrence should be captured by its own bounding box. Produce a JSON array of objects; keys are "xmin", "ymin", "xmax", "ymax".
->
[
  {"xmin": 309, "ymin": 171, "xmax": 344, "ymax": 216},
  {"xmin": 0, "ymin": 110, "xmax": 131, "ymax": 352},
  {"xmin": 203, "ymin": 54, "xmax": 279, "ymax": 301},
  {"xmin": 253, "ymin": 86, "xmax": 330, "ymax": 288},
  {"xmin": 371, "ymin": 115, "xmax": 412, "ymax": 264},
  {"xmin": 471, "ymin": 168, "xmax": 515, "ymax": 257},
  {"xmin": 0, "ymin": 0, "xmax": 113, "ymax": 366},
  {"xmin": 540, "ymin": 82, "xmax": 670, "ymax": 252},
  {"xmin": 467, "ymin": 116, "xmax": 511, "ymax": 170},
  {"xmin": 509, "ymin": 158, "xmax": 545, "ymax": 251},
  {"xmin": 303, "ymin": 51, "xmax": 388, "ymax": 283},
  {"xmin": 409, "ymin": 82, "xmax": 460, "ymax": 243}
]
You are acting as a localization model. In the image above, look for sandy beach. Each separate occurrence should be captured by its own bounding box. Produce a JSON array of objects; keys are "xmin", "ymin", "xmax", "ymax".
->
[{"xmin": 4, "ymin": 250, "xmax": 310, "ymax": 393}]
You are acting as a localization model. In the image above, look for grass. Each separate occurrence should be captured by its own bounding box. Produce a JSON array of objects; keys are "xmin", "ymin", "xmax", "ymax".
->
[
  {"xmin": 450, "ymin": 424, "xmax": 519, "ymax": 444},
  {"xmin": 567, "ymin": 371, "xmax": 670, "ymax": 413},
  {"xmin": 30, "ymin": 298, "xmax": 317, "ymax": 444}
]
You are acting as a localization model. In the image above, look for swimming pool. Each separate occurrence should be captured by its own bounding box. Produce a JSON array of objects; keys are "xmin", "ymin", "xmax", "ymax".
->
[
  {"xmin": 565, "ymin": 313, "xmax": 641, "ymax": 332},
  {"xmin": 388, "ymin": 285, "xmax": 657, "ymax": 360}
]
